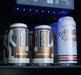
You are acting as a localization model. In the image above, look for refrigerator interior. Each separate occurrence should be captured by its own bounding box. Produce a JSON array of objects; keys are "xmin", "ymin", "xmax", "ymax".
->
[{"xmin": 0, "ymin": 0, "xmax": 81, "ymax": 72}]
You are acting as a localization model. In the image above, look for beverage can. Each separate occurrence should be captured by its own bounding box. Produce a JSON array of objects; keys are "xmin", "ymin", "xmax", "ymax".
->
[
  {"xmin": 33, "ymin": 25, "xmax": 54, "ymax": 65},
  {"xmin": 51, "ymin": 23, "xmax": 57, "ymax": 64},
  {"xmin": 8, "ymin": 23, "xmax": 29, "ymax": 66},
  {"xmin": 57, "ymin": 16, "xmax": 77, "ymax": 65},
  {"xmin": 3, "ymin": 30, "xmax": 8, "ymax": 64}
]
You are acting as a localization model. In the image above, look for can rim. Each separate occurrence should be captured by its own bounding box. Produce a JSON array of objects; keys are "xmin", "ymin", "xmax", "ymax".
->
[
  {"xmin": 10, "ymin": 23, "xmax": 28, "ymax": 28},
  {"xmin": 59, "ymin": 16, "xmax": 74, "ymax": 20},
  {"xmin": 34, "ymin": 25, "xmax": 51, "ymax": 30}
]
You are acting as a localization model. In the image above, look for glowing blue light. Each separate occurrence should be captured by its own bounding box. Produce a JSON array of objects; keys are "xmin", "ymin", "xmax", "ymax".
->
[
  {"xmin": 41, "ymin": 10, "xmax": 44, "ymax": 13},
  {"xmin": 23, "ymin": 8, "xmax": 26, "ymax": 11},
  {"xmin": 59, "ymin": 19, "xmax": 62, "ymax": 22},
  {"xmin": 35, "ymin": 9, "xmax": 38, "ymax": 12},
  {"xmin": 64, "ymin": 9, "xmax": 68, "ymax": 15},
  {"xmin": 16, "ymin": 7, "xmax": 69, "ymax": 15},
  {"xmin": 47, "ymin": 11, "xmax": 50, "ymax": 13},
  {"xmin": 53, "ymin": 11, "xmax": 56, "ymax": 14},
  {"xmin": 59, "ymin": 12, "xmax": 61, "ymax": 14},
  {"xmin": 29, "ymin": 9, "xmax": 32, "ymax": 12},
  {"xmin": 16, "ymin": 8, "xmax": 19, "ymax": 11}
]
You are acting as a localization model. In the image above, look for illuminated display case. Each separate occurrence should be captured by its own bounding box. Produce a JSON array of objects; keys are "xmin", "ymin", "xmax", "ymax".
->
[{"xmin": 0, "ymin": 0, "xmax": 81, "ymax": 75}]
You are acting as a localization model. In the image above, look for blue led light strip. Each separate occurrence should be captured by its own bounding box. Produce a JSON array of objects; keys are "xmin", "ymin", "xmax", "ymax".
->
[{"xmin": 16, "ymin": 7, "xmax": 69, "ymax": 15}]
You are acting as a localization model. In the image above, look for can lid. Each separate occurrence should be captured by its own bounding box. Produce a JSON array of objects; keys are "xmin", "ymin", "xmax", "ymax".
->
[
  {"xmin": 10, "ymin": 23, "xmax": 27, "ymax": 28},
  {"xmin": 59, "ymin": 16, "xmax": 74, "ymax": 20},
  {"xmin": 35, "ymin": 25, "xmax": 51, "ymax": 30}
]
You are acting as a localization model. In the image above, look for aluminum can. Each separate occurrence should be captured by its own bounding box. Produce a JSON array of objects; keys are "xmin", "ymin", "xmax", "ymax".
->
[
  {"xmin": 8, "ymin": 23, "xmax": 29, "ymax": 66},
  {"xmin": 3, "ymin": 30, "xmax": 8, "ymax": 65},
  {"xmin": 29, "ymin": 31, "xmax": 34, "ymax": 64},
  {"xmin": 57, "ymin": 16, "xmax": 77, "ymax": 66},
  {"xmin": 51, "ymin": 23, "xmax": 57, "ymax": 65},
  {"xmin": 33, "ymin": 25, "xmax": 54, "ymax": 66}
]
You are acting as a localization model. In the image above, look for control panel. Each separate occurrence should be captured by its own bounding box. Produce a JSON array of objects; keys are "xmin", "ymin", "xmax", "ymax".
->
[{"xmin": 17, "ymin": 0, "xmax": 74, "ymax": 9}]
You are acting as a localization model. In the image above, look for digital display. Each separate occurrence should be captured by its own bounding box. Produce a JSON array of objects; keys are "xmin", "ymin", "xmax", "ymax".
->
[{"xmin": 17, "ymin": 0, "xmax": 74, "ymax": 9}]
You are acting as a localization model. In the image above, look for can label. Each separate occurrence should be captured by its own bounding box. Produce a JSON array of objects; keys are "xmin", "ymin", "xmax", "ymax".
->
[
  {"xmin": 33, "ymin": 29, "xmax": 53, "ymax": 63},
  {"xmin": 3, "ymin": 33, "xmax": 8, "ymax": 63},
  {"xmin": 57, "ymin": 24, "xmax": 77, "ymax": 63},
  {"xmin": 8, "ymin": 28, "xmax": 29, "ymax": 63}
]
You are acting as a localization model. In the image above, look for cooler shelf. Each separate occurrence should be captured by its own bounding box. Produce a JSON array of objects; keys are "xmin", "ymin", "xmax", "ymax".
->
[{"xmin": 0, "ymin": 65, "xmax": 81, "ymax": 69}]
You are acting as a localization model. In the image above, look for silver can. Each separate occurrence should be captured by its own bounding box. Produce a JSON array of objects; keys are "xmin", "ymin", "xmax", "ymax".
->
[
  {"xmin": 3, "ymin": 30, "xmax": 8, "ymax": 65},
  {"xmin": 51, "ymin": 23, "xmax": 57, "ymax": 65},
  {"xmin": 57, "ymin": 16, "xmax": 77, "ymax": 66},
  {"xmin": 8, "ymin": 23, "xmax": 30, "ymax": 66},
  {"xmin": 29, "ymin": 31, "xmax": 34, "ymax": 65}
]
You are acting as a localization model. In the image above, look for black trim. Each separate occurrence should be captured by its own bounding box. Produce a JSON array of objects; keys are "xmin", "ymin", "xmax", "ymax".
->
[{"xmin": 58, "ymin": 60, "xmax": 77, "ymax": 61}]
